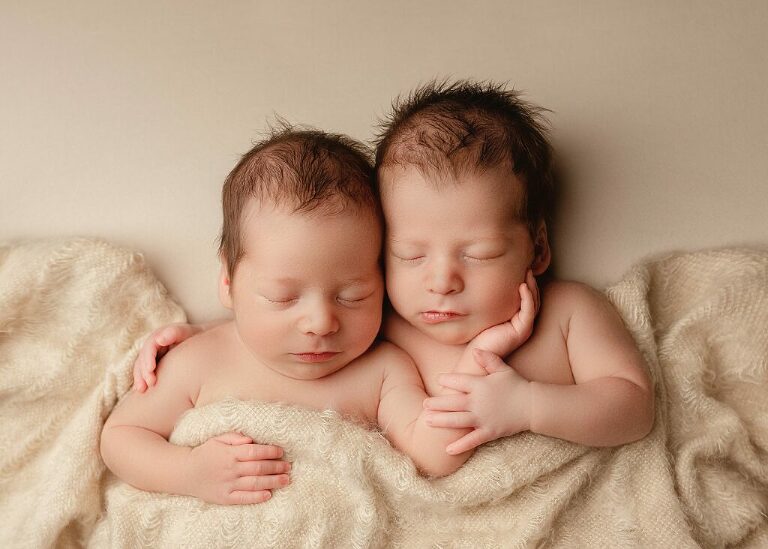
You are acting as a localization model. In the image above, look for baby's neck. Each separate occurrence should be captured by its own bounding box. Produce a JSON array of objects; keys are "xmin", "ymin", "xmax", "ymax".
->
[{"xmin": 383, "ymin": 310, "xmax": 467, "ymax": 396}]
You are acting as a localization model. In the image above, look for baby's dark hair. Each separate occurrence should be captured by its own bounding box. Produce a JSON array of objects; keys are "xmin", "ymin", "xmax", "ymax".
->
[
  {"xmin": 219, "ymin": 123, "xmax": 378, "ymax": 277},
  {"xmin": 374, "ymin": 79, "xmax": 554, "ymax": 234}
]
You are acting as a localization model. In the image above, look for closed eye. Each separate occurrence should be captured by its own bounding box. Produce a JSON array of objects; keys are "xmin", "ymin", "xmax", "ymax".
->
[
  {"xmin": 463, "ymin": 253, "xmax": 504, "ymax": 263},
  {"xmin": 264, "ymin": 296, "xmax": 297, "ymax": 304},
  {"xmin": 392, "ymin": 254, "xmax": 424, "ymax": 263},
  {"xmin": 337, "ymin": 292, "xmax": 374, "ymax": 304}
]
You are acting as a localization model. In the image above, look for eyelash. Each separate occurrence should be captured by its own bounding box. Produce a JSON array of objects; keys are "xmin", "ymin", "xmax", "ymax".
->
[
  {"xmin": 394, "ymin": 254, "xmax": 498, "ymax": 264},
  {"xmin": 266, "ymin": 297, "xmax": 296, "ymax": 305},
  {"xmin": 463, "ymin": 255, "xmax": 492, "ymax": 263},
  {"xmin": 394, "ymin": 255, "xmax": 424, "ymax": 263},
  {"xmin": 265, "ymin": 295, "xmax": 369, "ymax": 305},
  {"xmin": 337, "ymin": 296, "xmax": 367, "ymax": 304}
]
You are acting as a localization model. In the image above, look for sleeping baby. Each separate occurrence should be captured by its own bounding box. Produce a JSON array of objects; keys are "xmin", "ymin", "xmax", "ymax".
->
[
  {"xmin": 128, "ymin": 80, "xmax": 655, "ymax": 503},
  {"xmin": 100, "ymin": 124, "xmax": 537, "ymax": 504}
]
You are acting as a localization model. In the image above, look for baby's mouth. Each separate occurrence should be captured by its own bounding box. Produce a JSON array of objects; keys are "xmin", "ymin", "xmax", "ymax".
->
[
  {"xmin": 420, "ymin": 311, "xmax": 466, "ymax": 324},
  {"xmin": 292, "ymin": 352, "xmax": 340, "ymax": 363}
]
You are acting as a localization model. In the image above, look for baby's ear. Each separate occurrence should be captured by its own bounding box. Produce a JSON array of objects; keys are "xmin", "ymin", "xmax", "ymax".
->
[
  {"xmin": 218, "ymin": 258, "xmax": 234, "ymax": 309},
  {"xmin": 531, "ymin": 221, "xmax": 551, "ymax": 275}
]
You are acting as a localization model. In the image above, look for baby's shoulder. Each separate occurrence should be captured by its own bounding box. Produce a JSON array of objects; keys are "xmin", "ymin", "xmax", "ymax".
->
[
  {"xmin": 158, "ymin": 322, "xmax": 235, "ymax": 383},
  {"xmin": 347, "ymin": 340, "xmax": 417, "ymax": 383},
  {"xmin": 368, "ymin": 341, "xmax": 423, "ymax": 389},
  {"xmin": 541, "ymin": 279, "xmax": 607, "ymax": 310},
  {"xmin": 537, "ymin": 280, "xmax": 612, "ymax": 330},
  {"xmin": 362, "ymin": 339, "xmax": 414, "ymax": 368},
  {"xmin": 539, "ymin": 279, "xmax": 625, "ymax": 336}
]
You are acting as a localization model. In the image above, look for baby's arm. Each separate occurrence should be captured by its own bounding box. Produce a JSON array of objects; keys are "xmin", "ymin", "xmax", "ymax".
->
[
  {"xmin": 428, "ymin": 283, "xmax": 654, "ymax": 450},
  {"xmin": 101, "ymin": 348, "xmax": 289, "ymax": 504},
  {"xmin": 523, "ymin": 283, "xmax": 654, "ymax": 446},
  {"xmin": 376, "ymin": 343, "xmax": 474, "ymax": 478},
  {"xmin": 133, "ymin": 320, "xmax": 226, "ymax": 391}
]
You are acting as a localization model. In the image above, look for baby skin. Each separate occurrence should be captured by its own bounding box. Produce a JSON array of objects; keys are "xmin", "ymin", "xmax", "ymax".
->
[
  {"xmin": 133, "ymin": 82, "xmax": 654, "ymax": 495},
  {"xmin": 380, "ymin": 163, "xmax": 654, "ymax": 454},
  {"xmin": 136, "ymin": 162, "xmax": 653, "ymax": 465},
  {"xmin": 103, "ymin": 197, "xmax": 536, "ymax": 505}
]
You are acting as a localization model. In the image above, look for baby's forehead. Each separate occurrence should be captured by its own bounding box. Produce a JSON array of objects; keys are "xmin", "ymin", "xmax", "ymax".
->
[
  {"xmin": 243, "ymin": 195, "xmax": 379, "ymax": 222},
  {"xmin": 240, "ymin": 198, "xmax": 382, "ymax": 248},
  {"xmin": 380, "ymin": 162, "xmax": 525, "ymax": 207}
]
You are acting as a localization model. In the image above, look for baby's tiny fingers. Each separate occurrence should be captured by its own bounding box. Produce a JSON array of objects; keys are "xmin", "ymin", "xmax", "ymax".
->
[
  {"xmin": 143, "ymin": 370, "xmax": 156, "ymax": 388},
  {"xmin": 234, "ymin": 474, "xmax": 290, "ymax": 492},
  {"xmin": 424, "ymin": 393, "xmax": 468, "ymax": 411},
  {"xmin": 236, "ymin": 444, "xmax": 284, "ymax": 461},
  {"xmin": 446, "ymin": 430, "xmax": 492, "ymax": 455},
  {"xmin": 215, "ymin": 431, "xmax": 253, "ymax": 446},
  {"xmin": 436, "ymin": 373, "xmax": 477, "ymax": 393},
  {"xmin": 155, "ymin": 333, "xmax": 170, "ymax": 347},
  {"xmin": 132, "ymin": 369, "xmax": 147, "ymax": 392},
  {"xmin": 237, "ymin": 459, "xmax": 291, "ymax": 476},
  {"xmin": 228, "ymin": 489, "xmax": 272, "ymax": 505},
  {"xmin": 426, "ymin": 411, "xmax": 475, "ymax": 429},
  {"xmin": 519, "ymin": 283, "xmax": 534, "ymax": 313},
  {"xmin": 138, "ymin": 346, "xmax": 158, "ymax": 374},
  {"xmin": 472, "ymin": 348, "xmax": 510, "ymax": 373},
  {"xmin": 526, "ymin": 270, "xmax": 541, "ymax": 313}
]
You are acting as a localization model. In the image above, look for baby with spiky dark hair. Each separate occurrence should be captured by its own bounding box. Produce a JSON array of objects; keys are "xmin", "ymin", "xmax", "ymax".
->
[
  {"xmin": 376, "ymin": 80, "xmax": 653, "ymax": 453},
  {"xmin": 132, "ymin": 80, "xmax": 654, "ymax": 478}
]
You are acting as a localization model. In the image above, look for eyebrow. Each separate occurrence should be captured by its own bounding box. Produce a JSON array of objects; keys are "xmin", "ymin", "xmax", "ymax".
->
[
  {"xmin": 260, "ymin": 276, "xmax": 375, "ymax": 286},
  {"xmin": 387, "ymin": 235, "xmax": 509, "ymax": 245},
  {"xmin": 269, "ymin": 277, "xmax": 300, "ymax": 285}
]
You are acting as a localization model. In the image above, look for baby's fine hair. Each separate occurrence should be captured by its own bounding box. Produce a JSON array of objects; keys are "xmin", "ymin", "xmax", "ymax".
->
[
  {"xmin": 219, "ymin": 124, "xmax": 378, "ymax": 277},
  {"xmin": 374, "ymin": 79, "xmax": 555, "ymax": 234}
]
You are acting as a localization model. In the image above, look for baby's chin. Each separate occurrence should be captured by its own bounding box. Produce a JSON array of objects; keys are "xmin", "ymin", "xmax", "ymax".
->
[
  {"xmin": 263, "ymin": 359, "xmax": 350, "ymax": 380},
  {"xmin": 415, "ymin": 323, "xmax": 479, "ymax": 346}
]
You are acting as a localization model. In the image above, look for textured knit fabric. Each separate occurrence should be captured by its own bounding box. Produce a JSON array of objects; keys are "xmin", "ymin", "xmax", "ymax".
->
[
  {"xmin": 0, "ymin": 239, "xmax": 186, "ymax": 548},
  {"xmin": 1, "ymin": 240, "xmax": 766, "ymax": 548}
]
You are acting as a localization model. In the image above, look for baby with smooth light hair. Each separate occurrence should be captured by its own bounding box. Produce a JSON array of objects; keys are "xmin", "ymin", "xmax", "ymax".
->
[
  {"xmin": 133, "ymin": 80, "xmax": 654, "ymax": 492},
  {"xmin": 101, "ymin": 126, "xmax": 537, "ymax": 505}
]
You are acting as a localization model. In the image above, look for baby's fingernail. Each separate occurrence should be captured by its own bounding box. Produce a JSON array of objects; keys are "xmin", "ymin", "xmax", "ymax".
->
[{"xmin": 285, "ymin": 463, "xmax": 292, "ymax": 472}]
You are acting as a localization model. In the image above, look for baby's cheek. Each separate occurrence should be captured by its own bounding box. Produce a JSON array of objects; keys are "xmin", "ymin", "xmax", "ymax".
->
[
  {"xmin": 385, "ymin": 271, "xmax": 413, "ymax": 305},
  {"xmin": 482, "ymin": 279, "xmax": 522, "ymax": 320}
]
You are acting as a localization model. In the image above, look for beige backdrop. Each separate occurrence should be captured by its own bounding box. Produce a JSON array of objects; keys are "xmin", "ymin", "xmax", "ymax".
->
[{"xmin": 2, "ymin": 1, "xmax": 767, "ymax": 322}]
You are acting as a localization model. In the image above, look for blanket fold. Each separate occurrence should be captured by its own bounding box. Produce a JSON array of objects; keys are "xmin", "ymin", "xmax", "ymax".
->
[
  {"xmin": 0, "ymin": 239, "xmax": 186, "ymax": 549},
  {"xmin": 1, "ymin": 239, "xmax": 766, "ymax": 548}
]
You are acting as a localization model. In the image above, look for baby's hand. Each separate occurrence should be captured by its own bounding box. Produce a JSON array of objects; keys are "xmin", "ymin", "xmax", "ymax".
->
[
  {"xmin": 424, "ymin": 349, "xmax": 532, "ymax": 454},
  {"xmin": 132, "ymin": 323, "xmax": 202, "ymax": 392},
  {"xmin": 469, "ymin": 270, "xmax": 539, "ymax": 358},
  {"xmin": 184, "ymin": 432, "xmax": 291, "ymax": 505}
]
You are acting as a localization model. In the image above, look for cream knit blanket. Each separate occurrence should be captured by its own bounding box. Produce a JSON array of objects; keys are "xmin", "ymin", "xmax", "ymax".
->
[{"xmin": 1, "ymin": 239, "xmax": 766, "ymax": 548}]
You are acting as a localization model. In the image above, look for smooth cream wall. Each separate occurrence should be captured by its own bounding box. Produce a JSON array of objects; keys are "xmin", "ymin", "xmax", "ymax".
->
[{"xmin": 2, "ymin": 1, "xmax": 767, "ymax": 322}]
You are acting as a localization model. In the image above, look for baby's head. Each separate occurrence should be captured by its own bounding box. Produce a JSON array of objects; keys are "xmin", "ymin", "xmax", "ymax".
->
[
  {"xmin": 218, "ymin": 125, "xmax": 384, "ymax": 380},
  {"xmin": 375, "ymin": 80, "xmax": 554, "ymax": 345}
]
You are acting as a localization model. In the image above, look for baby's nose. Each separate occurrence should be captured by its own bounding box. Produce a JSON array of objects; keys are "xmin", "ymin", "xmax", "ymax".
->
[
  {"xmin": 299, "ymin": 302, "xmax": 339, "ymax": 336},
  {"xmin": 426, "ymin": 260, "xmax": 464, "ymax": 295}
]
